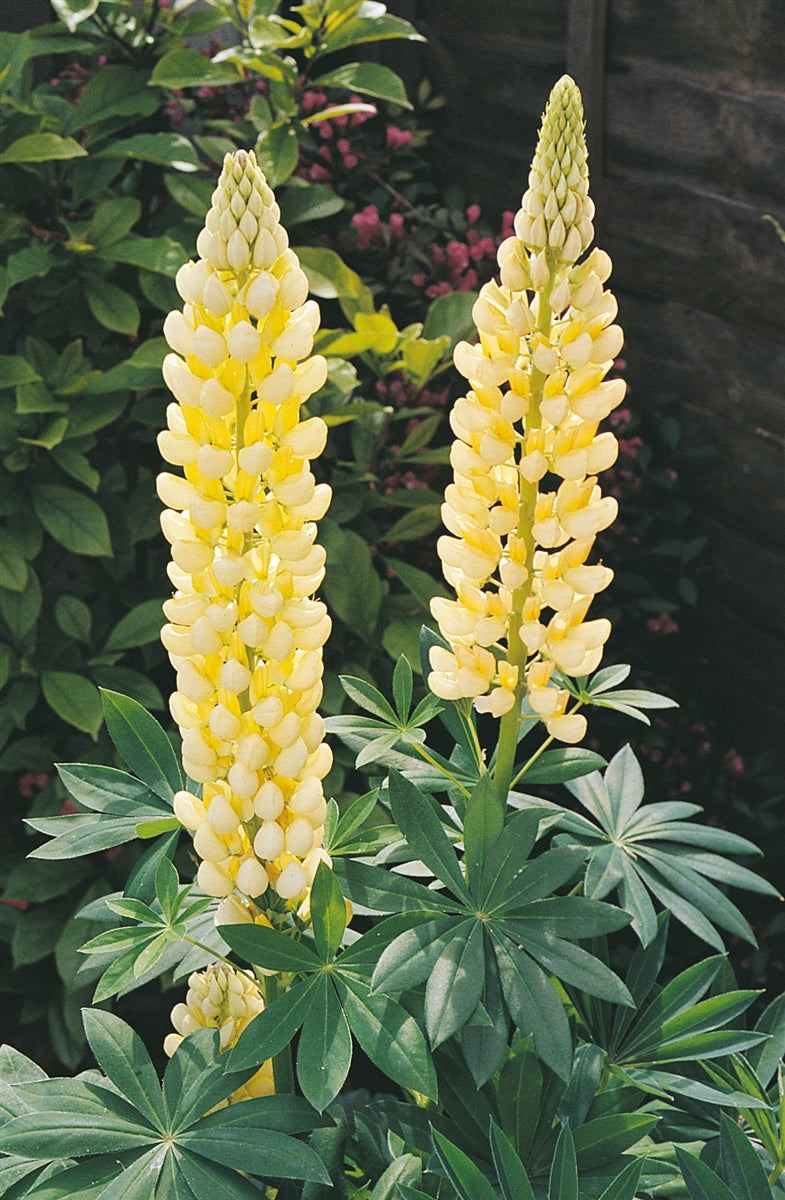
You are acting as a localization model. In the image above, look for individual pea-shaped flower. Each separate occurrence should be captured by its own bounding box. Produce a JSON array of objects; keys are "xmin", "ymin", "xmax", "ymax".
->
[
  {"xmin": 158, "ymin": 149, "xmax": 332, "ymax": 904},
  {"xmin": 429, "ymin": 76, "xmax": 624, "ymax": 746},
  {"xmin": 164, "ymin": 962, "xmax": 274, "ymax": 1102}
]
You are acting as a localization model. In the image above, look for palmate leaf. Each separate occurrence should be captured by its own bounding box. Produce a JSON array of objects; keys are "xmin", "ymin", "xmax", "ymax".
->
[
  {"xmin": 81, "ymin": 883, "xmax": 221, "ymax": 1003},
  {"xmin": 223, "ymin": 895, "xmax": 438, "ymax": 1107},
  {"xmin": 568, "ymin": 934, "xmax": 766, "ymax": 1090},
  {"xmin": 559, "ymin": 661, "xmax": 678, "ymax": 726},
  {"xmin": 367, "ymin": 771, "xmax": 631, "ymax": 1080},
  {"xmin": 34, "ymin": 693, "xmax": 182, "ymax": 864},
  {"xmin": 556, "ymin": 744, "xmax": 776, "ymax": 946},
  {"xmin": 0, "ymin": 1019, "xmax": 332, "ymax": 1196},
  {"xmin": 30, "ymin": 762, "xmax": 175, "ymax": 861}
]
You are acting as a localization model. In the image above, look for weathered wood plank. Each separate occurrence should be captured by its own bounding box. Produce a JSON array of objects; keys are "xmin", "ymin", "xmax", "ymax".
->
[
  {"xmin": 616, "ymin": 296, "xmax": 785, "ymax": 441},
  {"xmin": 605, "ymin": 72, "xmax": 785, "ymax": 206},
  {"xmin": 567, "ymin": 0, "xmax": 608, "ymax": 180},
  {"xmin": 603, "ymin": 175, "xmax": 785, "ymax": 339}
]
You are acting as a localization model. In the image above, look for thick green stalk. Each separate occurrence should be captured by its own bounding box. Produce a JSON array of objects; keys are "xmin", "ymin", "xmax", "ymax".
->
[{"xmin": 491, "ymin": 268, "xmax": 555, "ymax": 807}]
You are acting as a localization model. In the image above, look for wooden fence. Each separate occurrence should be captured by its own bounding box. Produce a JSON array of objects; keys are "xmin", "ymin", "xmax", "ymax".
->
[{"xmin": 390, "ymin": 0, "xmax": 785, "ymax": 744}]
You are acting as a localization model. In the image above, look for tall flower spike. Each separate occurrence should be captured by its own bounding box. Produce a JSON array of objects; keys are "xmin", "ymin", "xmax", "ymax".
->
[
  {"xmin": 429, "ymin": 77, "xmax": 625, "ymax": 749},
  {"xmin": 158, "ymin": 150, "xmax": 333, "ymax": 904}
]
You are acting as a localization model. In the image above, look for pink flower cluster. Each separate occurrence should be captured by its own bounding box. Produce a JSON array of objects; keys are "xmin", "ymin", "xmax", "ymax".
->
[
  {"xmin": 415, "ymin": 207, "xmax": 510, "ymax": 298},
  {"xmin": 299, "ymin": 89, "xmax": 377, "ymax": 183},
  {"xmin": 18, "ymin": 771, "xmax": 49, "ymax": 799}
]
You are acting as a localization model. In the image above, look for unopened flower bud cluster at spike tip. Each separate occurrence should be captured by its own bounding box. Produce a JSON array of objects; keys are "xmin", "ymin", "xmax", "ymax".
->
[
  {"xmin": 164, "ymin": 962, "xmax": 274, "ymax": 1103},
  {"xmin": 429, "ymin": 76, "xmax": 625, "ymax": 745},
  {"xmin": 158, "ymin": 149, "xmax": 333, "ymax": 905}
]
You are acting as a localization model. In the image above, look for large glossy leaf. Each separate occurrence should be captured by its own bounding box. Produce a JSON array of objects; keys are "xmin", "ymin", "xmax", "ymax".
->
[
  {"xmin": 177, "ymin": 1115, "xmax": 330, "ymax": 1183},
  {"xmin": 320, "ymin": 522, "xmax": 383, "ymax": 641},
  {"xmin": 0, "ymin": 133, "xmax": 86, "ymax": 162},
  {"xmin": 96, "ymin": 132, "xmax": 198, "ymax": 171},
  {"xmin": 388, "ymin": 770, "xmax": 471, "ymax": 904},
  {"xmin": 220, "ymin": 922, "xmax": 322, "ymax": 974},
  {"xmin": 83, "ymin": 277, "xmax": 140, "ymax": 336},
  {"xmin": 489, "ymin": 1119, "xmax": 535, "ymax": 1200},
  {"xmin": 424, "ymin": 922, "xmax": 485, "ymax": 1048},
  {"xmin": 335, "ymin": 972, "xmax": 437, "ymax": 1100},
  {"xmin": 149, "ymin": 48, "xmax": 242, "ymax": 88},
  {"xmin": 431, "ymin": 1128, "xmax": 498, "ymax": 1200},
  {"xmin": 493, "ymin": 938, "xmax": 572, "ymax": 1080},
  {"xmin": 101, "ymin": 690, "xmax": 182, "ymax": 801},
  {"xmin": 32, "ymin": 485, "xmax": 111, "ymax": 557},
  {"xmin": 228, "ymin": 978, "xmax": 318, "ymax": 1071},
  {"xmin": 296, "ymin": 976, "xmax": 351, "ymax": 1112},
  {"xmin": 312, "ymin": 61, "xmax": 411, "ymax": 106},
  {"xmin": 675, "ymin": 1148, "xmax": 738, "ymax": 1200}
]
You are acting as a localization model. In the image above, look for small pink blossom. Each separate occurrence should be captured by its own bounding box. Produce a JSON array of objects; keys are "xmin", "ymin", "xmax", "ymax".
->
[
  {"xmin": 386, "ymin": 125, "xmax": 412, "ymax": 151},
  {"xmin": 723, "ymin": 749, "xmax": 746, "ymax": 776},
  {"xmin": 302, "ymin": 89, "xmax": 327, "ymax": 114},
  {"xmin": 446, "ymin": 240, "xmax": 470, "ymax": 270},
  {"xmin": 456, "ymin": 268, "xmax": 478, "ymax": 291},
  {"xmin": 351, "ymin": 204, "xmax": 384, "ymax": 249},
  {"xmin": 470, "ymin": 236, "xmax": 496, "ymax": 261},
  {"xmin": 618, "ymin": 436, "xmax": 643, "ymax": 458},
  {"xmin": 389, "ymin": 212, "xmax": 405, "ymax": 238},
  {"xmin": 411, "ymin": 272, "xmax": 426, "ymax": 288},
  {"xmin": 466, "ymin": 203, "xmax": 481, "ymax": 225},
  {"xmin": 646, "ymin": 612, "xmax": 679, "ymax": 636},
  {"xmin": 18, "ymin": 771, "xmax": 50, "ymax": 799},
  {"xmin": 501, "ymin": 210, "xmax": 516, "ymax": 239},
  {"xmin": 426, "ymin": 282, "xmax": 451, "ymax": 299}
]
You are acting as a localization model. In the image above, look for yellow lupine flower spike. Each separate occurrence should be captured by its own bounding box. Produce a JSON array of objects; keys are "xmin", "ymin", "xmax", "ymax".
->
[
  {"xmin": 159, "ymin": 150, "xmax": 332, "ymax": 903},
  {"xmin": 164, "ymin": 962, "xmax": 274, "ymax": 1102},
  {"xmin": 429, "ymin": 77, "xmax": 625, "ymax": 746}
]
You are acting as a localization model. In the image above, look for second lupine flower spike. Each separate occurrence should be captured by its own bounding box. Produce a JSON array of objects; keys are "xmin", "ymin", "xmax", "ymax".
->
[
  {"xmin": 158, "ymin": 150, "xmax": 333, "ymax": 904},
  {"xmin": 429, "ymin": 76, "xmax": 625, "ymax": 745}
]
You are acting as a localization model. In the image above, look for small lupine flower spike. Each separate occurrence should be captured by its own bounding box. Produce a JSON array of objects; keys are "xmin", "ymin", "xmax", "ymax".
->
[
  {"xmin": 429, "ymin": 76, "xmax": 625, "ymax": 746},
  {"xmin": 158, "ymin": 150, "xmax": 333, "ymax": 903},
  {"xmin": 164, "ymin": 962, "xmax": 274, "ymax": 1102}
]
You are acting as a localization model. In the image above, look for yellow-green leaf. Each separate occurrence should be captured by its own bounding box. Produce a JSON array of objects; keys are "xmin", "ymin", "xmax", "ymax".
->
[{"xmin": 0, "ymin": 133, "xmax": 87, "ymax": 163}]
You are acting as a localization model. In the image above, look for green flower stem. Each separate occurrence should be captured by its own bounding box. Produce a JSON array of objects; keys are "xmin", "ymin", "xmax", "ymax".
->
[
  {"xmin": 510, "ymin": 699, "xmax": 585, "ymax": 790},
  {"xmin": 492, "ymin": 265, "xmax": 555, "ymax": 808},
  {"xmin": 409, "ymin": 740, "xmax": 471, "ymax": 799},
  {"xmin": 262, "ymin": 972, "xmax": 295, "ymax": 1094},
  {"xmin": 235, "ymin": 373, "xmax": 251, "ymax": 458},
  {"xmin": 182, "ymin": 935, "xmax": 237, "ymax": 970}
]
